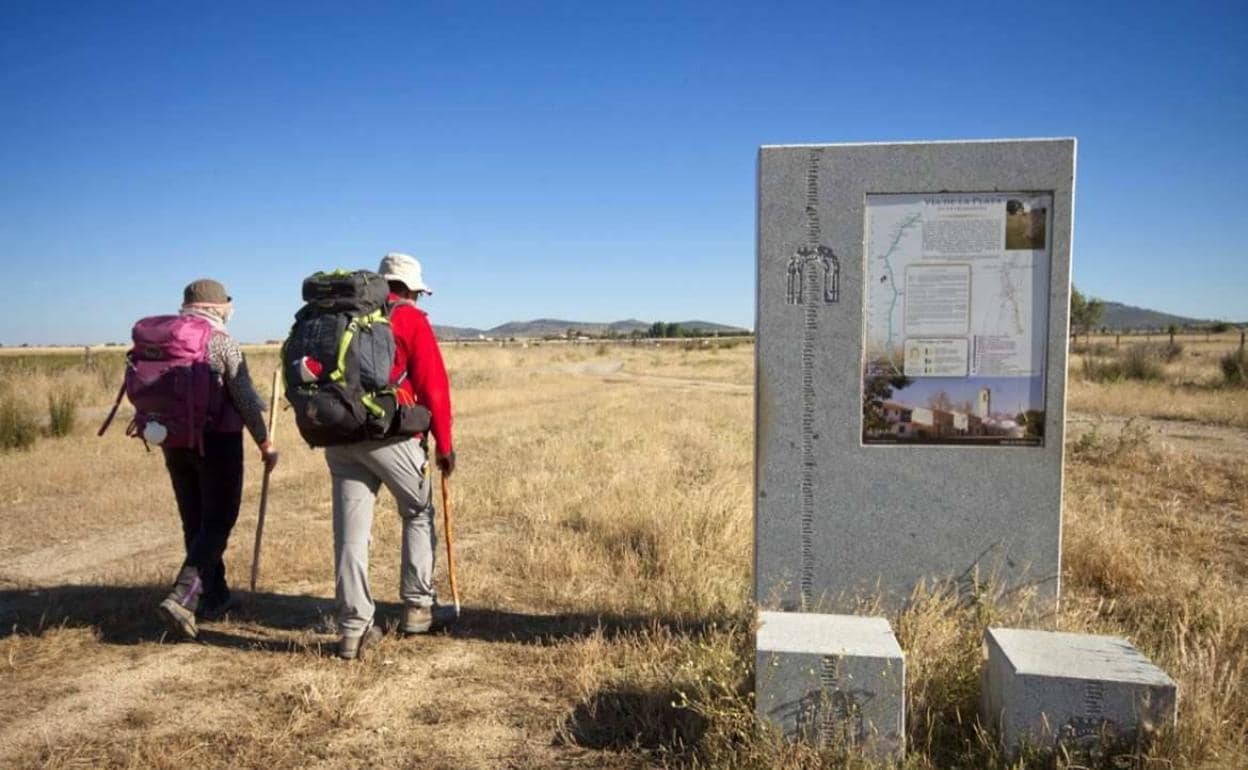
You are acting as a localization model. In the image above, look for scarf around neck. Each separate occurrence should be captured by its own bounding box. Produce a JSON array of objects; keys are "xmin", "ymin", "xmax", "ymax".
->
[{"xmin": 181, "ymin": 303, "xmax": 231, "ymax": 332}]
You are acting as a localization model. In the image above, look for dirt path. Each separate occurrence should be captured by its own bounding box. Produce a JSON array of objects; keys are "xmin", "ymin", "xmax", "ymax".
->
[
  {"xmin": 0, "ymin": 645, "xmax": 200, "ymax": 754},
  {"xmin": 0, "ymin": 520, "xmax": 177, "ymax": 586},
  {"xmin": 1065, "ymin": 412, "xmax": 1248, "ymax": 460},
  {"xmin": 0, "ymin": 457, "xmax": 586, "ymax": 764},
  {"xmin": 1, "ymin": 596, "xmax": 598, "ymax": 767}
]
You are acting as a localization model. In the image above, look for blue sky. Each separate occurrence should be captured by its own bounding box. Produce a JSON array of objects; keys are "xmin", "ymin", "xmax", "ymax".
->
[{"xmin": 1, "ymin": 1, "xmax": 1245, "ymax": 344}]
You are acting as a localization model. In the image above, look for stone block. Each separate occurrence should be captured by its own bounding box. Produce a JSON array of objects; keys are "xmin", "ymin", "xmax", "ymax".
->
[
  {"xmin": 756, "ymin": 611, "xmax": 905, "ymax": 758},
  {"xmin": 982, "ymin": 627, "xmax": 1177, "ymax": 752}
]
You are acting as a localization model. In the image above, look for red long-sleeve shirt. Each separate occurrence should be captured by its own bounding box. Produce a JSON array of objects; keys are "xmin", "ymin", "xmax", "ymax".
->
[{"xmin": 388, "ymin": 293, "xmax": 453, "ymax": 454}]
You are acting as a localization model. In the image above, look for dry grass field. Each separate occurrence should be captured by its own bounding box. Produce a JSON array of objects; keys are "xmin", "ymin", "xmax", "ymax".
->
[
  {"xmin": 1, "ymin": 339, "xmax": 1245, "ymax": 769},
  {"xmin": 1069, "ymin": 331, "xmax": 1248, "ymax": 430}
]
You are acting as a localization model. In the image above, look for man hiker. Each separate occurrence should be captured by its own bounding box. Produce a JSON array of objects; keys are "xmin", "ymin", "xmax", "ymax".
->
[
  {"xmin": 326, "ymin": 252, "xmax": 455, "ymax": 659},
  {"xmin": 158, "ymin": 279, "xmax": 279, "ymax": 639}
]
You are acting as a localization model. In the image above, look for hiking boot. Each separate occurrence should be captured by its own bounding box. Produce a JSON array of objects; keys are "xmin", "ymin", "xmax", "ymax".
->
[
  {"xmin": 401, "ymin": 604, "xmax": 433, "ymax": 635},
  {"xmin": 170, "ymin": 564, "xmax": 205, "ymax": 609},
  {"xmin": 157, "ymin": 564, "xmax": 204, "ymax": 640},
  {"xmin": 197, "ymin": 591, "xmax": 237, "ymax": 621},
  {"xmin": 337, "ymin": 623, "xmax": 383, "ymax": 660},
  {"xmin": 158, "ymin": 596, "xmax": 198, "ymax": 640}
]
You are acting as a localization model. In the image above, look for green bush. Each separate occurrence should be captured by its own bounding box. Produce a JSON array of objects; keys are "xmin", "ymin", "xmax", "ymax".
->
[
  {"xmin": 0, "ymin": 395, "xmax": 39, "ymax": 451},
  {"xmin": 1083, "ymin": 341, "xmax": 1168, "ymax": 381},
  {"xmin": 47, "ymin": 390, "xmax": 79, "ymax": 437},
  {"xmin": 1220, "ymin": 350, "xmax": 1247, "ymax": 387},
  {"xmin": 1081, "ymin": 346, "xmax": 1165, "ymax": 383},
  {"xmin": 1121, "ymin": 346, "xmax": 1166, "ymax": 381}
]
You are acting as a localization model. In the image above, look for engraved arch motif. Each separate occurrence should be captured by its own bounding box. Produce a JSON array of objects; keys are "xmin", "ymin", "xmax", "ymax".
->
[
  {"xmin": 788, "ymin": 656, "xmax": 873, "ymax": 747},
  {"xmin": 786, "ymin": 245, "xmax": 840, "ymax": 305}
]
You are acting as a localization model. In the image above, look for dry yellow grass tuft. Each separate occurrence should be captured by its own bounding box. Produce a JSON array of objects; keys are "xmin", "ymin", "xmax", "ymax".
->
[{"xmin": 1, "ymin": 343, "xmax": 1245, "ymax": 768}]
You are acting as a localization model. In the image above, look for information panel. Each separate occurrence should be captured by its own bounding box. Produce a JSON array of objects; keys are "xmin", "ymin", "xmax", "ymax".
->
[{"xmin": 862, "ymin": 193, "xmax": 1051, "ymax": 446}]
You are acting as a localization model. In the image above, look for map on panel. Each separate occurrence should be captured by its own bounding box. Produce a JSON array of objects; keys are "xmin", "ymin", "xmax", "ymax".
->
[{"xmin": 862, "ymin": 193, "xmax": 1051, "ymax": 446}]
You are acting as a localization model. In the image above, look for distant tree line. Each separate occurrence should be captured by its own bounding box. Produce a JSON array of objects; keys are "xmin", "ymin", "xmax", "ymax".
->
[
  {"xmin": 1070, "ymin": 287, "xmax": 1104, "ymax": 339},
  {"xmin": 642, "ymin": 322, "xmax": 751, "ymax": 339},
  {"xmin": 647, "ymin": 322, "xmax": 691, "ymax": 338}
]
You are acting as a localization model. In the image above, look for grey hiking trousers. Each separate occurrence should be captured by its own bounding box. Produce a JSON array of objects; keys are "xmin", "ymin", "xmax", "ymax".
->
[{"xmin": 326, "ymin": 437, "xmax": 436, "ymax": 636}]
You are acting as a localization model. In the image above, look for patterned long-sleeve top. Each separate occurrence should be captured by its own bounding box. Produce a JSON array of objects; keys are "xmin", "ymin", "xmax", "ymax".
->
[{"xmin": 208, "ymin": 331, "xmax": 269, "ymax": 446}]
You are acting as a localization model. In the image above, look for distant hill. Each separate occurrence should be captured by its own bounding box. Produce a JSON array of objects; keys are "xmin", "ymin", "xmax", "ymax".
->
[
  {"xmin": 433, "ymin": 325, "xmax": 486, "ymax": 340},
  {"xmin": 606, "ymin": 319, "xmax": 651, "ymax": 335},
  {"xmin": 1099, "ymin": 302, "xmax": 1220, "ymax": 331},
  {"xmin": 431, "ymin": 303, "xmax": 1244, "ymax": 339},
  {"xmin": 434, "ymin": 318, "xmax": 751, "ymax": 340},
  {"xmin": 488, "ymin": 319, "xmax": 612, "ymax": 338},
  {"xmin": 673, "ymin": 319, "xmax": 748, "ymax": 334}
]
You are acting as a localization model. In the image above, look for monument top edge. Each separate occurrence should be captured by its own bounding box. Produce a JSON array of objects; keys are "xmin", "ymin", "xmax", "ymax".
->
[
  {"xmin": 759, "ymin": 137, "xmax": 1076, "ymax": 150},
  {"xmin": 757, "ymin": 611, "xmax": 903, "ymax": 658}
]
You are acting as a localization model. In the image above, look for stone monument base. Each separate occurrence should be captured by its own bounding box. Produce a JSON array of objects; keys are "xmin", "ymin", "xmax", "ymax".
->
[
  {"xmin": 755, "ymin": 611, "xmax": 905, "ymax": 758},
  {"xmin": 982, "ymin": 627, "xmax": 1177, "ymax": 752}
]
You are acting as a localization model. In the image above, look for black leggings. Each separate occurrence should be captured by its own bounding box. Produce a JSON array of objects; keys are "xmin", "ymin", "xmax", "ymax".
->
[{"xmin": 163, "ymin": 431, "xmax": 244, "ymax": 598}]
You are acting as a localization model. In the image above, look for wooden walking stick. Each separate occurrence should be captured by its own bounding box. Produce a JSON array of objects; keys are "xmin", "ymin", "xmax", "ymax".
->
[
  {"xmin": 441, "ymin": 473, "xmax": 461, "ymax": 617},
  {"xmin": 249, "ymin": 368, "xmax": 280, "ymax": 592}
]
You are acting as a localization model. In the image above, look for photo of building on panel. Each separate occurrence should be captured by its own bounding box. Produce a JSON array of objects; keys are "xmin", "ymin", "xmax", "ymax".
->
[{"xmin": 863, "ymin": 366, "xmax": 1045, "ymax": 445}]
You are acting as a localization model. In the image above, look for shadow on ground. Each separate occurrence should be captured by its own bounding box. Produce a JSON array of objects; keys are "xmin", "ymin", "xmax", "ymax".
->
[
  {"xmin": 0, "ymin": 583, "xmax": 728, "ymax": 651},
  {"xmin": 1, "ymin": 583, "xmax": 732, "ymax": 761},
  {"xmin": 0, "ymin": 583, "xmax": 336, "ymax": 652},
  {"xmin": 558, "ymin": 686, "xmax": 709, "ymax": 756}
]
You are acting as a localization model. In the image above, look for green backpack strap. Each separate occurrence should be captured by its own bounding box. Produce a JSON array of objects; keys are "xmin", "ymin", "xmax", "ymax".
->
[{"xmin": 327, "ymin": 307, "xmax": 388, "ymax": 384}]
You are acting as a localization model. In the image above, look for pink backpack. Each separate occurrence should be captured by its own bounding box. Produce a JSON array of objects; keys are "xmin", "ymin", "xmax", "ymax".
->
[{"xmin": 99, "ymin": 315, "xmax": 225, "ymax": 453}]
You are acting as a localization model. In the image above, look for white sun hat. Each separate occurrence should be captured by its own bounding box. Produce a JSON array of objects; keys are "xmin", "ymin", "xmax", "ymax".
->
[{"xmin": 379, "ymin": 252, "xmax": 433, "ymax": 294}]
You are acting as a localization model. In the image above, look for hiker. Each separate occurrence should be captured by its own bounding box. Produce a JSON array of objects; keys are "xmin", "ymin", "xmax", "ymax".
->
[
  {"xmin": 156, "ymin": 279, "xmax": 279, "ymax": 638},
  {"xmin": 325, "ymin": 252, "xmax": 455, "ymax": 659}
]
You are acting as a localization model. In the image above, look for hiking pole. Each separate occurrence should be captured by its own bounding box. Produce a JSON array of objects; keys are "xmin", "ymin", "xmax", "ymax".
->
[
  {"xmin": 440, "ymin": 473, "xmax": 461, "ymax": 617},
  {"xmin": 249, "ymin": 368, "xmax": 280, "ymax": 592}
]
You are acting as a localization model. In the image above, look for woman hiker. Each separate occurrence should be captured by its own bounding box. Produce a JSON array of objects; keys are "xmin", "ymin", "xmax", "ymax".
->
[{"xmin": 157, "ymin": 278, "xmax": 279, "ymax": 639}]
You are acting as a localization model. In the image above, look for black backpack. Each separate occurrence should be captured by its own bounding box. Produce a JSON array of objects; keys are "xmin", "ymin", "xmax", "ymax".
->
[{"xmin": 282, "ymin": 270, "xmax": 429, "ymax": 446}]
